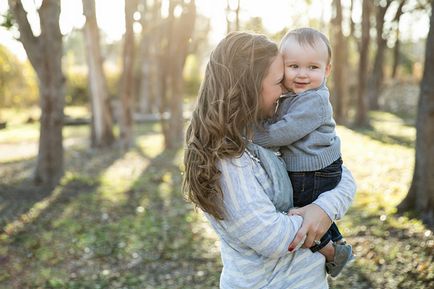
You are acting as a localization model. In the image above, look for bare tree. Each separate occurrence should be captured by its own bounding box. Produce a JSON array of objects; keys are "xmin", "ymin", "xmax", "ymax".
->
[
  {"xmin": 398, "ymin": 0, "xmax": 434, "ymax": 226},
  {"xmin": 135, "ymin": 0, "xmax": 153, "ymax": 114},
  {"xmin": 226, "ymin": 0, "xmax": 241, "ymax": 33},
  {"xmin": 331, "ymin": 0, "xmax": 349, "ymax": 124},
  {"xmin": 366, "ymin": 0, "xmax": 393, "ymax": 110},
  {"xmin": 135, "ymin": 0, "xmax": 207, "ymax": 117},
  {"xmin": 355, "ymin": 0, "xmax": 372, "ymax": 127},
  {"xmin": 392, "ymin": 0, "xmax": 430, "ymax": 78},
  {"xmin": 119, "ymin": 0, "xmax": 138, "ymax": 149},
  {"xmin": 158, "ymin": 0, "xmax": 196, "ymax": 149},
  {"xmin": 8, "ymin": 0, "xmax": 65, "ymax": 187},
  {"xmin": 82, "ymin": 0, "xmax": 115, "ymax": 148},
  {"xmin": 350, "ymin": 0, "xmax": 356, "ymax": 37},
  {"xmin": 225, "ymin": 0, "xmax": 231, "ymax": 34},
  {"xmin": 391, "ymin": 0, "xmax": 407, "ymax": 78},
  {"xmin": 235, "ymin": 0, "xmax": 241, "ymax": 31},
  {"xmin": 135, "ymin": 0, "xmax": 164, "ymax": 115}
]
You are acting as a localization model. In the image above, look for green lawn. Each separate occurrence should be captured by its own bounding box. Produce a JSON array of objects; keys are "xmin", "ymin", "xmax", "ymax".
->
[{"xmin": 0, "ymin": 111, "xmax": 432, "ymax": 289}]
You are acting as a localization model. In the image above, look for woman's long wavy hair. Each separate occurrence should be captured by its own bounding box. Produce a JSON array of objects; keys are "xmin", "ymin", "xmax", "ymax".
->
[{"xmin": 183, "ymin": 32, "xmax": 278, "ymax": 220}]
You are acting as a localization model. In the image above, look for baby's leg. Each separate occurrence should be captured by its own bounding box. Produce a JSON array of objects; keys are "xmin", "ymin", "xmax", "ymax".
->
[
  {"xmin": 318, "ymin": 241, "xmax": 335, "ymax": 262},
  {"xmin": 325, "ymin": 242, "xmax": 355, "ymax": 277}
]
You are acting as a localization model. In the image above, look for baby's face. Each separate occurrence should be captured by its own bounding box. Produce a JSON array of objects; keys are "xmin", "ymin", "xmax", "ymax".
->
[{"xmin": 282, "ymin": 40, "xmax": 331, "ymax": 94}]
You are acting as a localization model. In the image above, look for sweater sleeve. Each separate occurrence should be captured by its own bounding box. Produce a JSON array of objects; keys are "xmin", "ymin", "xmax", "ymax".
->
[
  {"xmin": 253, "ymin": 91, "xmax": 331, "ymax": 147},
  {"xmin": 218, "ymin": 156, "xmax": 303, "ymax": 258},
  {"xmin": 313, "ymin": 166, "xmax": 357, "ymax": 221}
]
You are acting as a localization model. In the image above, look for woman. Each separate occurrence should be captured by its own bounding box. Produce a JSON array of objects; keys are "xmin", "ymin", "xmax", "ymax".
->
[{"xmin": 183, "ymin": 32, "xmax": 356, "ymax": 288}]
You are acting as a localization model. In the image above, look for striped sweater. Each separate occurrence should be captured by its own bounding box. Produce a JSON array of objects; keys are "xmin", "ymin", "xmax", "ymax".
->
[{"xmin": 206, "ymin": 151, "xmax": 356, "ymax": 289}]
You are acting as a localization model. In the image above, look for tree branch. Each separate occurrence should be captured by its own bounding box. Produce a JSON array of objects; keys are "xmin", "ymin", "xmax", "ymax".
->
[
  {"xmin": 394, "ymin": 0, "xmax": 406, "ymax": 22},
  {"xmin": 8, "ymin": 0, "xmax": 41, "ymax": 68}
]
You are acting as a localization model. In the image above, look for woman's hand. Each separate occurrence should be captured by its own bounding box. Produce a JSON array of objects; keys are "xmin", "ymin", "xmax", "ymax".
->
[{"xmin": 287, "ymin": 204, "xmax": 332, "ymax": 251}]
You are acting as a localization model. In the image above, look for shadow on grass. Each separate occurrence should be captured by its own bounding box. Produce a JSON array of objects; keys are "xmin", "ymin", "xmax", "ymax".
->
[
  {"xmin": 0, "ymin": 146, "xmax": 126, "ymax": 240},
  {"xmin": 332, "ymin": 204, "xmax": 434, "ymax": 289},
  {"xmin": 345, "ymin": 111, "xmax": 415, "ymax": 149},
  {"xmin": 380, "ymin": 110, "xmax": 416, "ymax": 127},
  {"xmin": 1, "ymin": 143, "xmax": 221, "ymax": 288},
  {"xmin": 0, "ymin": 147, "xmax": 131, "ymax": 288},
  {"xmin": 112, "ymin": 147, "xmax": 221, "ymax": 287},
  {"xmin": 328, "ymin": 262, "xmax": 375, "ymax": 289},
  {"xmin": 351, "ymin": 126, "xmax": 415, "ymax": 148},
  {"xmin": 0, "ymin": 157, "xmax": 45, "ymax": 230}
]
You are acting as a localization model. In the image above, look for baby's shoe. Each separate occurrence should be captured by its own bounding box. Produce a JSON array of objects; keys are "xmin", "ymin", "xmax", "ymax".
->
[{"xmin": 325, "ymin": 242, "xmax": 355, "ymax": 277}]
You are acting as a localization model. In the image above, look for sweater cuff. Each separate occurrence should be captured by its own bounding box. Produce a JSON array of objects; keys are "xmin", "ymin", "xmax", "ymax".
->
[
  {"xmin": 253, "ymin": 130, "xmax": 271, "ymax": 147},
  {"xmin": 312, "ymin": 198, "xmax": 337, "ymax": 222}
]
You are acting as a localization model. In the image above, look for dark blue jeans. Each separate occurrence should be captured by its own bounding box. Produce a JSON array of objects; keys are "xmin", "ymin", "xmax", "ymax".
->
[{"xmin": 289, "ymin": 158, "xmax": 343, "ymax": 252}]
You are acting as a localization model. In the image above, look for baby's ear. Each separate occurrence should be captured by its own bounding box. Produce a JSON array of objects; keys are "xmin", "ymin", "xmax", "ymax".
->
[{"xmin": 325, "ymin": 64, "xmax": 332, "ymax": 77}]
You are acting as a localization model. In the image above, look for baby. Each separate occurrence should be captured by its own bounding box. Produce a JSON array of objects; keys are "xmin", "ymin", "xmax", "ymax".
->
[{"xmin": 254, "ymin": 27, "xmax": 354, "ymax": 277}]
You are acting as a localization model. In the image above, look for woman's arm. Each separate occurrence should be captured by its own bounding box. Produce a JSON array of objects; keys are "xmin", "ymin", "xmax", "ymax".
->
[
  {"xmin": 287, "ymin": 166, "xmax": 356, "ymax": 250},
  {"xmin": 217, "ymin": 155, "xmax": 303, "ymax": 258},
  {"xmin": 313, "ymin": 166, "xmax": 356, "ymax": 221}
]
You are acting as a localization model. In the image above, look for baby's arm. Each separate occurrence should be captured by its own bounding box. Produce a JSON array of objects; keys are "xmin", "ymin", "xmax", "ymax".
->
[{"xmin": 253, "ymin": 91, "xmax": 331, "ymax": 147}]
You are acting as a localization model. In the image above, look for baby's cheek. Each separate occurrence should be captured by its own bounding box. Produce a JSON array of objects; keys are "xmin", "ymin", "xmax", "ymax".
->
[{"xmin": 283, "ymin": 79, "xmax": 293, "ymax": 89}]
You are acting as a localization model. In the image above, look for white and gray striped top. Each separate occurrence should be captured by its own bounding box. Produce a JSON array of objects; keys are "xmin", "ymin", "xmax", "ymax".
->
[{"xmin": 206, "ymin": 152, "xmax": 356, "ymax": 289}]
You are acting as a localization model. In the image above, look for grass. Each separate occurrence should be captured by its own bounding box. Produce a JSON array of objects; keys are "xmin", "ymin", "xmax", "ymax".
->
[
  {"xmin": 0, "ymin": 110, "xmax": 433, "ymax": 289},
  {"xmin": 329, "ymin": 112, "xmax": 433, "ymax": 289}
]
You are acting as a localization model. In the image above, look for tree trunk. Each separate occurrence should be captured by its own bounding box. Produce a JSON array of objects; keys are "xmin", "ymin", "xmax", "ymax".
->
[
  {"xmin": 392, "ymin": 28, "xmax": 401, "ymax": 79},
  {"xmin": 226, "ymin": 0, "xmax": 231, "ymax": 33},
  {"xmin": 136, "ymin": 34, "xmax": 152, "ymax": 113},
  {"xmin": 136, "ymin": 0, "xmax": 152, "ymax": 114},
  {"xmin": 366, "ymin": 1, "xmax": 392, "ymax": 110},
  {"xmin": 158, "ymin": 1, "xmax": 173, "ymax": 148},
  {"xmin": 9, "ymin": 0, "xmax": 65, "ymax": 188},
  {"xmin": 136, "ymin": 0, "xmax": 161, "ymax": 115},
  {"xmin": 331, "ymin": 0, "xmax": 349, "ymax": 124},
  {"xmin": 392, "ymin": 0, "xmax": 406, "ymax": 79},
  {"xmin": 82, "ymin": 0, "xmax": 115, "ymax": 148},
  {"xmin": 159, "ymin": 0, "xmax": 195, "ymax": 149},
  {"xmin": 398, "ymin": 1, "xmax": 434, "ymax": 226},
  {"xmin": 225, "ymin": 0, "xmax": 240, "ymax": 33},
  {"xmin": 149, "ymin": 1, "xmax": 163, "ymax": 114},
  {"xmin": 355, "ymin": 0, "xmax": 371, "ymax": 127},
  {"xmin": 235, "ymin": 0, "xmax": 240, "ymax": 31},
  {"xmin": 350, "ymin": 0, "xmax": 356, "ymax": 39},
  {"xmin": 119, "ymin": 0, "xmax": 138, "ymax": 149}
]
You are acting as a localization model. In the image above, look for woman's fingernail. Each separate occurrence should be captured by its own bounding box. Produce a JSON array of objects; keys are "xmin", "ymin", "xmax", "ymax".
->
[{"xmin": 288, "ymin": 247, "xmax": 293, "ymax": 252}]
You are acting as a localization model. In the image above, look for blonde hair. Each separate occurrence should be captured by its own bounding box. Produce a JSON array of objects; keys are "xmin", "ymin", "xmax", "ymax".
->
[
  {"xmin": 183, "ymin": 32, "xmax": 278, "ymax": 220},
  {"xmin": 280, "ymin": 27, "xmax": 331, "ymax": 64}
]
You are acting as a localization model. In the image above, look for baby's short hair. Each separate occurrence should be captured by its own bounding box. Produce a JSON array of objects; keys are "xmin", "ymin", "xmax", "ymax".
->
[{"xmin": 280, "ymin": 27, "xmax": 331, "ymax": 63}]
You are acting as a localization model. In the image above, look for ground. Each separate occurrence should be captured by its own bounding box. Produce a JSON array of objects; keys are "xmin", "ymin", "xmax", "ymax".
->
[{"xmin": 0, "ymin": 109, "xmax": 433, "ymax": 289}]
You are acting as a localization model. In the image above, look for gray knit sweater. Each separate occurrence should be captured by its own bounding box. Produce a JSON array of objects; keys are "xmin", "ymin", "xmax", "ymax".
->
[{"xmin": 253, "ymin": 84, "xmax": 341, "ymax": 172}]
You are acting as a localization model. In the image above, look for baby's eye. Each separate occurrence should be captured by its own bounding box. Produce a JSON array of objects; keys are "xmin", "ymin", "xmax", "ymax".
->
[
  {"xmin": 288, "ymin": 64, "xmax": 298, "ymax": 69},
  {"xmin": 309, "ymin": 65, "xmax": 319, "ymax": 70}
]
